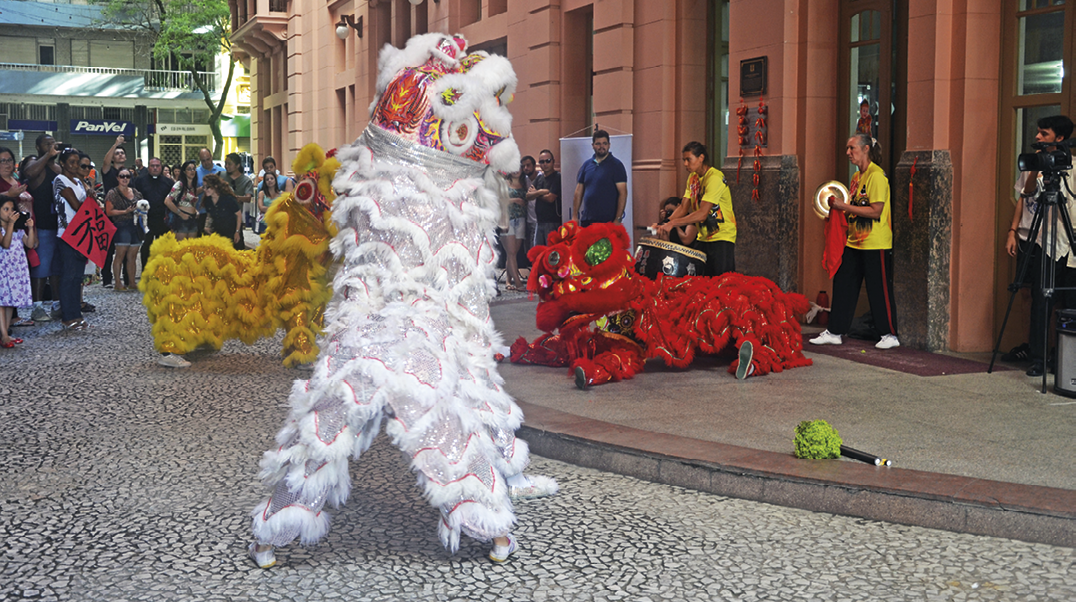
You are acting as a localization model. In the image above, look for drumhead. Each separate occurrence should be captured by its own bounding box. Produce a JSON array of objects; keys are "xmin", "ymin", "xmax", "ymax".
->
[{"xmin": 637, "ymin": 237, "xmax": 707, "ymax": 262}]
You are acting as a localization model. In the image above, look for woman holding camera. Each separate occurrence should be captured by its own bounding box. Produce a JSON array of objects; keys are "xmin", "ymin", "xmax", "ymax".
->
[
  {"xmin": 104, "ymin": 167, "xmax": 144, "ymax": 291},
  {"xmin": 165, "ymin": 161, "xmax": 200, "ymax": 241}
]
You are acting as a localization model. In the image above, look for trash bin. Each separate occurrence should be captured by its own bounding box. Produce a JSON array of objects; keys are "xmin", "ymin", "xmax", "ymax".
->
[{"xmin": 1056, "ymin": 309, "xmax": 1075, "ymax": 398}]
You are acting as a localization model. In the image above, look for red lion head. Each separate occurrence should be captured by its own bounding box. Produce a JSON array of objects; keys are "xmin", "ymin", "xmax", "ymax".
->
[{"xmin": 526, "ymin": 222, "xmax": 640, "ymax": 332}]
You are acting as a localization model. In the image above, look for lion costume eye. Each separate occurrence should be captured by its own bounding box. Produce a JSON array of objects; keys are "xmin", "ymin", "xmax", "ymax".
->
[
  {"xmin": 584, "ymin": 238, "xmax": 612, "ymax": 266},
  {"xmin": 546, "ymin": 250, "xmax": 561, "ymax": 268}
]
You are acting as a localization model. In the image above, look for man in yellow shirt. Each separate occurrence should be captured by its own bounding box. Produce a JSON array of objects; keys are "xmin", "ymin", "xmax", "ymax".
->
[
  {"xmin": 811, "ymin": 133, "xmax": 900, "ymax": 349},
  {"xmin": 655, "ymin": 141, "xmax": 737, "ymax": 275}
]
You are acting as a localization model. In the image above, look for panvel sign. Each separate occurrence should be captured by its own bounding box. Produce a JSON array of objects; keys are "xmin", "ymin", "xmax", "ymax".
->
[{"xmin": 70, "ymin": 120, "xmax": 135, "ymax": 137}]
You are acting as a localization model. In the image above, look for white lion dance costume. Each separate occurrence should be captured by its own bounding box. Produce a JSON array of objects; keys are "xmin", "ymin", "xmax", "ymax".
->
[{"xmin": 250, "ymin": 33, "xmax": 550, "ymax": 564}]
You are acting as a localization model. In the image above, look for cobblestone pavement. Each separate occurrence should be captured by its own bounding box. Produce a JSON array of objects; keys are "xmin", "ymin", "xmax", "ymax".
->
[{"xmin": 1, "ymin": 288, "xmax": 1074, "ymax": 601}]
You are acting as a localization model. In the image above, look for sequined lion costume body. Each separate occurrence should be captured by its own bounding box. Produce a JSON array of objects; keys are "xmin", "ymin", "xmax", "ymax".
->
[
  {"xmin": 510, "ymin": 222, "xmax": 813, "ymax": 387},
  {"xmin": 140, "ymin": 144, "xmax": 339, "ymax": 367},
  {"xmin": 250, "ymin": 33, "xmax": 541, "ymax": 557}
]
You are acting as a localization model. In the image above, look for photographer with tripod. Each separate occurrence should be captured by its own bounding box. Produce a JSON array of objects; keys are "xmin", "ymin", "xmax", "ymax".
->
[{"xmin": 1002, "ymin": 115, "xmax": 1076, "ymax": 378}]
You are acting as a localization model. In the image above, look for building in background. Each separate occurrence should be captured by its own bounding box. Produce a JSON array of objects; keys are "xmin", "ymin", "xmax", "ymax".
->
[
  {"xmin": 0, "ymin": 0, "xmax": 248, "ymax": 167},
  {"xmin": 230, "ymin": 0, "xmax": 1074, "ymax": 354}
]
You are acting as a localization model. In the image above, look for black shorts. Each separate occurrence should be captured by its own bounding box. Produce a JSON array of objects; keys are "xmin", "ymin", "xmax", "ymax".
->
[{"xmin": 692, "ymin": 239, "xmax": 736, "ymax": 276}]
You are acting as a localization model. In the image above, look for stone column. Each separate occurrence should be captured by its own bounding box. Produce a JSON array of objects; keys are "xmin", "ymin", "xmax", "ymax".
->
[
  {"xmin": 893, "ymin": 151, "xmax": 953, "ymax": 351},
  {"xmin": 721, "ymin": 154, "xmax": 801, "ymax": 293}
]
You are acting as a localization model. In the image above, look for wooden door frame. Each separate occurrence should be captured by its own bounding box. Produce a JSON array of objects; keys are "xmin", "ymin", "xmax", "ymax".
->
[
  {"xmin": 993, "ymin": 0, "xmax": 1075, "ymax": 346},
  {"xmin": 837, "ymin": 0, "xmax": 896, "ymax": 177}
]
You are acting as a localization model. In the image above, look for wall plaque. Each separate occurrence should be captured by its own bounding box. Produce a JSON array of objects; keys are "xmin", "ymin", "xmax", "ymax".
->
[{"xmin": 740, "ymin": 57, "xmax": 768, "ymax": 97}]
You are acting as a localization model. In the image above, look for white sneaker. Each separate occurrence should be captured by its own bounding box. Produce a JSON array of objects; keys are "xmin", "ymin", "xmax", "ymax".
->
[
  {"xmin": 809, "ymin": 330, "xmax": 842, "ymax": 345},
  {"xmin": 875, "ymin": 334, "xmax": 900, "ymax": 349},
  {"xmin": 488, "ymin": 534, "xmax": 518, "ymax": 563},
  {"xmin": 247, "ymin": 542, "xmax": 276, "ymax": 569},
  {"xmin": 158, "ymin": 353, "xmax": 191, "ymax": 368}
]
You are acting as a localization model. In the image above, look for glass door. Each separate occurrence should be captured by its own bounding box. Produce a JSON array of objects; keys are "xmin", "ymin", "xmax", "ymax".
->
[
  {"xmin": 994, "ymin": 0, "xmax": 1075, "ymax": 343},
  {"xmin": 838, "ymin": 0, "xmax": 905, "ymax": 179}
]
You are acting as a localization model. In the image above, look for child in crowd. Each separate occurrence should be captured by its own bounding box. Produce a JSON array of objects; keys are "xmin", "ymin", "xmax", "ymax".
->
[{"xmin": 0, "ymin": 197, "xmax": 37, "ymax": 347}]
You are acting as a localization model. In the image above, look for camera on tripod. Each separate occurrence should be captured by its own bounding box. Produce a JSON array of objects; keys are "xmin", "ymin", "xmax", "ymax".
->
[{"xmin": 1017, "ymin": 139, "xmax": 1074, "ymax": 173}]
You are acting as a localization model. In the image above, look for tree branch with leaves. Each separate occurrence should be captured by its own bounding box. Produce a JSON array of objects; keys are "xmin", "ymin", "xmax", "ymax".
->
[{"xmin": 96, "ymin": 0, "xmax": 236, "ymax": 159}]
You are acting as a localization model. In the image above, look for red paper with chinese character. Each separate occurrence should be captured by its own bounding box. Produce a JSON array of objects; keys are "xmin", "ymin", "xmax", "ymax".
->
[{"xmin": 60, "ymin": 200, "xmax": 116, "ymax": 268}]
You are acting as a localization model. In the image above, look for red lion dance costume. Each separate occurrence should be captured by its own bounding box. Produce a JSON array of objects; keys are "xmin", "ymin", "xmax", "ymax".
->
[{"xmin": 510, "ymin": 222, "xmax": 813, "ymax": 387}]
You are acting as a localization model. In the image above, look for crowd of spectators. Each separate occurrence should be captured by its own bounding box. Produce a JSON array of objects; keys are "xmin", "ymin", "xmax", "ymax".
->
[{"xmin": 0, "ymin": 133, "xmax": 295, "ymax": 345}]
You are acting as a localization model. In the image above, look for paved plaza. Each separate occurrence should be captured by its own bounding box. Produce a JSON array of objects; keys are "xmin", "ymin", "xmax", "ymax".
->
[{"xmin": 0, "ymin": 286, "xmax": 1074, "ymax": 601}]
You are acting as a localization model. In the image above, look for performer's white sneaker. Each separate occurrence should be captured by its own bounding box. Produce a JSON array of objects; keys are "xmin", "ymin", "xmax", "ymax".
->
[
  {"xmin": 247, "ymin": 542, "xmax": 276, "ymax": 569},
  {"xmin": 809, "ymin": 330, "xmax": 842, "ymax": 345},
  {"xmin": 875, "ymin": 334, "xmax": 900, "ymax": 349},
  {"xmin": 510, "ymin": 475, "xmax": 559, "ymax": 500},
  {"xmin": 489, "ymin": 534, "xmax": 518, "ymax": 563},
  {"xmin": 158, "ymin": 353, "xmax": 191, "ymax": 368}
]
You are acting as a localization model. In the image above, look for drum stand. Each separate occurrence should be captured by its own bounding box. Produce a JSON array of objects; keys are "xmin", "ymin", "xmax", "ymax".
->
[{"xmin": 988, "ymin": 172, "xmax": 1076, "ymax": 393}]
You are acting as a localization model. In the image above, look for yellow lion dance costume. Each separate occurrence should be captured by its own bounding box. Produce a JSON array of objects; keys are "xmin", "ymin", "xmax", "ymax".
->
[{"xmin": 140, "ymin": 144, "xmax": 340, "ymax": 367}]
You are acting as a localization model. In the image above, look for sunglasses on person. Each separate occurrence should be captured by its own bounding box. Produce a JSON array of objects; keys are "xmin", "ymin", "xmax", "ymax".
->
[
  {"xmin": 117, "ymin": 174, "xmax": 132, "ymax": 179},
  {"xmin": 538, "ymin": 159, "xmax": 553, "ymax": 164},
  {"xmin": 79, "ymin": 163, "xmax": 91, "ymax": 169}
]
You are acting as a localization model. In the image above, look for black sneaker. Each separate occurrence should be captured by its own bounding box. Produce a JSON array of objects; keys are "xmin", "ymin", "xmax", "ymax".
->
[
  {"xmin": 1002, "ymin": 343, "xmax": 1030, "ymax": 362},
  {"xmin": 102, "ymin": 282, "xmax": 113, "ymax": 289},
  {"xmin": 1026, "ymin": 361, "xmax": 1045, "ymax": 377}
]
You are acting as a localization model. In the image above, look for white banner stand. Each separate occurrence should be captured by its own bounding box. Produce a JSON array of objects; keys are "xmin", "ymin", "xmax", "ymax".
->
[{"xmin": 559, "ymin": 134, "xmax": 634, "ymax": 248}]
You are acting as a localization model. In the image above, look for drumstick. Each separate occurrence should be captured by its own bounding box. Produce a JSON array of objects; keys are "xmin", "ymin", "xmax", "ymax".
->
[{"xmin": 840, "ymin": 445, "xmax": 892, "ymax": 466}]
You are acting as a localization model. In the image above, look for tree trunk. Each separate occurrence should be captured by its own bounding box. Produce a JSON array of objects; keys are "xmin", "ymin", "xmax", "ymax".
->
[{"xmin": 193, "ymin": 54, "xmax": 237, "ymax": 160}]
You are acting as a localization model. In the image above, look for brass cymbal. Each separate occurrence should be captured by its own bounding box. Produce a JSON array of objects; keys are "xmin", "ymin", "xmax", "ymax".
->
[{"xmin": 812, "ymin": 180, "xmax": 849, "ymax": 220}]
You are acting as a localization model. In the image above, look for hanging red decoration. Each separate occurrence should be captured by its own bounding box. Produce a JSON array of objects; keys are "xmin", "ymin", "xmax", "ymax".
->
[
  {"xmin": 735, "ymin": 99, "xmax": 749, "ymax": 184},
  {"xmin": 751, "ymin": 98, "xmax": 767, "ymax": 202}
]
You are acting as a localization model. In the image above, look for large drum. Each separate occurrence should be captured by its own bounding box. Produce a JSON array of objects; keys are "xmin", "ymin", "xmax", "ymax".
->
[{"xmin": 634, "ymin": 236, "xmax": 707, "ymax": 279}]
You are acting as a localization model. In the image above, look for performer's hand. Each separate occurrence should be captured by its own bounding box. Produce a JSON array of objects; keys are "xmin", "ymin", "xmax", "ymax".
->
[
  {"xmin": 827, "ymin": 195, "xmax": 842, "ymax": 210},
  {"xmin": 1005, "ymin": 231, "xmax": 1017, "ymax": 257}
]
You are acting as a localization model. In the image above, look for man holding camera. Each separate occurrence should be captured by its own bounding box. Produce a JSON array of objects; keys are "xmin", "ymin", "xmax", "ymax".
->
[{"xmin": 1003, "ymin": 115, "xmax": 1076, "ymax": 377}]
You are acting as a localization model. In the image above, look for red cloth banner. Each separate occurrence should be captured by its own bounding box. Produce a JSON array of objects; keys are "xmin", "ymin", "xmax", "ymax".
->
[
  {"xmin": 60, "ymin": 200, "xmax": 116, "ymax": 268},
  {"xmin": 822, "ymin": 207, "xmax": 848, "ymax": 278}
]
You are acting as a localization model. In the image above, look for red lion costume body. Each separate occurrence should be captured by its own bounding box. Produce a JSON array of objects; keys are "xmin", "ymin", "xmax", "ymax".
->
[{"xmin": 509, "ymin": 222, "xmax": 812, "ymax": 387}]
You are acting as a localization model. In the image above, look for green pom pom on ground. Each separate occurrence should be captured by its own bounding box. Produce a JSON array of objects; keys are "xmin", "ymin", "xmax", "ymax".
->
[{"xmin": 794, "ymin": 420, "xmax": 842, "ymax": 459}]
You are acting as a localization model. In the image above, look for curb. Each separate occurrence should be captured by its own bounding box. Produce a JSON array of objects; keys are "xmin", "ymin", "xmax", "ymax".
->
[{"xmin": 517, "ymin": 401, "xmax": 1076, "ymax": 548}]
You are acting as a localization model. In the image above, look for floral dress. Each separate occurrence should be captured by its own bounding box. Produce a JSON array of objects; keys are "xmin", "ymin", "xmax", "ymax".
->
[{"xmin": 0, "ymin": 228, "xmax": 31, "ymax": 307}]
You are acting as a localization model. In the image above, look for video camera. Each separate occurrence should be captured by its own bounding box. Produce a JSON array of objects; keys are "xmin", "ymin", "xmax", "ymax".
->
[{"xmin": 1017, "ymin": 138, "xmax": 1074, "ymax": 173}]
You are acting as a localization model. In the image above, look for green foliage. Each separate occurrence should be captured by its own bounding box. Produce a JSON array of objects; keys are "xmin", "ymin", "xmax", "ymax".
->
[
  {"xmin": 95, "ymin": 0, "xmax": 229, "ymax": 71},
  {"xmin": 793, "ymin": 420, "xmax": 842, "ymax": 459},
  {"xmin": 92, "ymin": 0, "xmax": 236, "ymax": 158}
]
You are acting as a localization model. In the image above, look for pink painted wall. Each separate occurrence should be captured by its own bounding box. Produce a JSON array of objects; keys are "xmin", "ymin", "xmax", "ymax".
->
[{"xmin": 233, "ymin": 0, "xmax": 1023, "ymax": 352}]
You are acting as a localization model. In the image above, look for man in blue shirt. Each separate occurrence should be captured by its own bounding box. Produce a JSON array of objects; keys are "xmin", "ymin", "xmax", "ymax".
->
[
  {"xmin": 196, "ymin": 147, "xmax": 225, "ymax": 235},
  {"xmin": 572, "ymin": 130, "xmax": 628, "ymax": 227}
]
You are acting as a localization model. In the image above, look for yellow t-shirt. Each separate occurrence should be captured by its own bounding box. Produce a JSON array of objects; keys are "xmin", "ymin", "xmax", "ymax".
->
[
  {"xmin": 684, "ymin": 166, "xmax": 736, "ymax": 243},
  {"xmin": 846, "ymin": 162, "xmax": 891, "ymax": 250}
]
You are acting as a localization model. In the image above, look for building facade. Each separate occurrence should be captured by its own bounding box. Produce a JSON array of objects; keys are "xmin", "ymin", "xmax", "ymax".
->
[
  {"xmin": 231, "ymin": 0, "xmax": 1075, "ymax": 353},
  {"xmin": 0, "ymin": 0, "xmax": 248, "ymax": 167}
]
